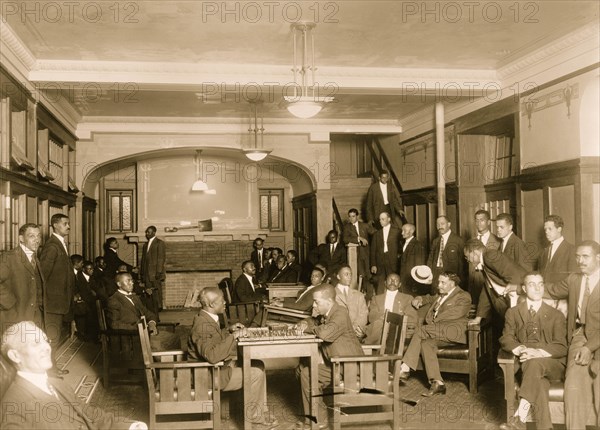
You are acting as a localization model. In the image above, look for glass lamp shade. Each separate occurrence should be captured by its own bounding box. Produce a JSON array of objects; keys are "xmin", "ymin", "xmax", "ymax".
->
[
  {"xmin": 244, "ymin": 149, "xmax": 271, "ymax": 161},
  {"xmin": 286, "ymin": 100, "xmax": 322, "ymax": 119},
  {"xmin": 191, "ymin": 180, "xmax": 209, "ymax": 191}
]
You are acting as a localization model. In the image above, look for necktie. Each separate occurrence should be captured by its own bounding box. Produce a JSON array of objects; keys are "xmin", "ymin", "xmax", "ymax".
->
[
  {"xmin": 433, "ymin": 294, "xmax": 446, "ymax": 318},
  {"xmin": 529, "ymin": 305, "xmax": 536, "ymax": 319},
  {"xmin": 30, "ymin": 256, "xmax": 36, "ymax": 269},
  {"xmin": 580, "ymin": 276, "xmax": 591, "ymax": 325},
  {"xmin": 547, "ymin": 244, "xmax": 553, "ymax": 263},
  {"xmin": 258, "ymin": 251, "xmax": 263, "ymax": 268},
  {"xmin": 47, "ymin": 381, "xmax": 59, "ymax": 399},
  {"xmin": 437, "ymin": 236, "xmax": 445, "ymax": 268}
]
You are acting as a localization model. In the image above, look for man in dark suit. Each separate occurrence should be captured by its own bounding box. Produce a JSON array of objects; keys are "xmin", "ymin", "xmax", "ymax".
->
[
  {"xmin": 295, "ymin": 285, "xmax": 364, "ymax": 428},
  {"xmin": 342, "ymin": 208, "xmax": 375, "ymax": 285},
  {"xmin": 542, "ymin": 241, "xmax": 600, "ymax": 430},
  {"xmin": 92, "ymin": 256, "xmax": 112, "ymax": 304},
  {"xmin": 464, "ymin": 239, "xmax": 528, "ymax": 326},
  {"xmin": 103, "ymin": 237, "xmax": 135, "ymax": 277},
  {"xmin": 498, "ymin": 273, "xmax": 567, "ymax": 430},
  {"xmin": 250, "ymin": 238, "xmax": 269, "ymax": 281},
  {"xmin": 141, "ymin": 226, "xmax": 167, "ymax": 317},
  {"xmin": 267, "ymin": 255, "xmax": 297, "ymax": 283},
  {"xmin": 496, "ymin": 213, "xmax": 535, "ymax": 272},
  {"xmin": 364, "ymin": 273, "xmax": 418, "ymax": 344},
  {"xmin": 1, "ymin": 321, "xmax": 145, "ymax": 429},
  {"xmin": 187, "ymin": 287, "xmax": 276, "ymax": 429},
  {"xmin": 107, "ymin": 272, "xmax": 179, "ymax": 351},
  {"xmin": 468, "ymin": 210, "xmax": 502, "ymax": 304},
  {"xmin": 370, "ymin": 212, "xmax": 401, "ymax": 295},
  {"xmin": 233, "ymin": 261, "xmax": 268, "ymax": 303},
  {"xmin": 398, "ymin": 272, "xmax": 472, "ymax": 396},
  {"xmin": 73, "ymin": 260, "xmax": 99, "ymax": 342},
  {"xmin": 427, "ymin": 215, "xmax": 465, "ymax": 286},
  {"xmin": 0, "ymin": 224, "xmax": 44, "ymax": 333},
  {"xmin": 285, "ymin": 250, "xmax": 303, "ymax": 283},
  {"xmin": 39, "ymin": 213, "xmax": 75, "ymax": 368},
  {"xmin": 366, "ymin": 170, "xmax": 404, "ymax": 228},
  {"xmin": 399, "ymin": 223, "xmax": 427, "ymax": 296},
  {"xmin": 311, "ymin": 230, "xmax": 346, "ymax": 276},
  {"xmin": 538, "ymin": 215, "xmax": 577, "ymax": 284},
  {"xmin": 284, "ymin": 268, "xmax": 325, "ymax": 311}
]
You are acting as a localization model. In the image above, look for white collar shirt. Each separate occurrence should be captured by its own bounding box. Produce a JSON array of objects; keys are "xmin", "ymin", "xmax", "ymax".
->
[
  {"xmin": 383, "ymin": 224, "xmax": 391, "ymax": 253},
  {"xmin": 549, "ymin": 236, "xmax": 564, "ymax": 260},
  {"xmin": 384, "ymin": 289, "xmax": 398, "ymax": 311},
  {"xmin": 52, "ymin": 233, "xmax": 68, "ymax": 254},
  {"xmin": 379, "ymin": 181, "xmax": 389, "ymax": 205}
]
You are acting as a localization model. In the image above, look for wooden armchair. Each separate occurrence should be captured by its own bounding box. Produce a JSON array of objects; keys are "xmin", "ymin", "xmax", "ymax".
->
[
  {"xmin": 362, "ymin": 310, "xmax": 407, "ymax": 355},
  {"xmin": 498, "ymin": 349, "xmax": 598, "ymax": 426},
  {"xmin": 218, "ymin": 277, "xmax": 263, "ymax": 327},
  {"xmin": 329, "ymin": 312, "xmax": 408, "ymax": 429},
  {"xmin": 413, "ymin": 317, "xmax": 494, "ymax": 394},
  {"xmin": 137, "ymin": 318, "xmax": 222, "ymax": 429}
]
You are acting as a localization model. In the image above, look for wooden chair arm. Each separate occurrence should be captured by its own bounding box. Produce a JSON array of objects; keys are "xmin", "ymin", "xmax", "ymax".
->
[
  {"xmin": 151, "ymin": 350, "xmax": 185, "ymax": 358},
  {"xmin": 330, "ymin": 354, "xmax": 403, "ymax": 364},
  {"xmin": 497, "ymin": 349, "xmax": 517, "ymax": 365},
  {"xmin": 361, "ymin": 344, "xmax": 382, "ymax": 355},
  {"xmin": 148, "ymin": 361, "xmax": 224, "ymax": 370}
]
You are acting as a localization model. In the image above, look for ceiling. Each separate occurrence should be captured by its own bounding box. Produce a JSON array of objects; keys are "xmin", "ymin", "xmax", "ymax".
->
[{"xmin": 2, "ymin": 1, "xmax": 599, "ymax": 126}]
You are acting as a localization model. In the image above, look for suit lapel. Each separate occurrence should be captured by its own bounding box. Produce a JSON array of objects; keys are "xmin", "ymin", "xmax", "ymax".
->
[
  {"xmin": 517, "ymin": 301, "xmax": 530, "ymax": 325},
  {"xmin": 18, "ymin": 247, "xmax": 36, "ymax": 275}
]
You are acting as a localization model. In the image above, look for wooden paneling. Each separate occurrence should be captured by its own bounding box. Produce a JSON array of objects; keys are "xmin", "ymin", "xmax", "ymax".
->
[
  {"xmin": 521, "ymin": 189, "xmax": 545, "ymax": 250},
  {"xmin": 549, "ymin": 185, "xmax": 576, "ymax": 244}
]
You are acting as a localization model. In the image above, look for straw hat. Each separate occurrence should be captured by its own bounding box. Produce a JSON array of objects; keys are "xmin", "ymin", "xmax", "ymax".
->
[{"xmin": 410, "ymin": 265, "xmax": 433, "ymax": 285}]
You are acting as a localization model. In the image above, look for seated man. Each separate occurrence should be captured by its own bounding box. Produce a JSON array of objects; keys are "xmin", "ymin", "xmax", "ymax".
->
[
  {"xmin": 334, "ymin": 266, "xmax": 368, "ymax": 338},
  {"xmin": 284, "ymin": 268, "xmax": 326, "ymax": 311},
  {"xmin": 187, "ymin": 287, "xmax": 276, "ymax": 429},
  {"xmin": 1, "ymin": 321, "xmax": 146, "ymax": 429},
  {"xmin": 106, "ymin": 272, "xmax": 179, "ymax": 351},
  {"xmin": 285, "ymin": 250, "xmax": 303, "ymax": 283},
  {"xmin": 398, "ymin": 272, "xmax": 472, "ymax": 396},
  {"xmin": 363, "ymin": 273, "xmax": 418, "ymax": 344},
  {"xmin": 295, "ymin": 285, "xmax": 364, "ymax": 429},
  {"xmin": 233, "ymin": 260, "xmax": 268, "ymax": 303},
  {"xmin": 267, "ymin": 255, "xmax": 297, "ymax": 283},
  {"xmin": 73, "ymin": 260, "xmax": 99, "ymax": 342},
  {"xmin": 499, "ymin": 272, "xmax": 567, "ymax": 430},
  {"xmin": 309, "ymin": 230, "xmax": 347, "ymax": 276}
]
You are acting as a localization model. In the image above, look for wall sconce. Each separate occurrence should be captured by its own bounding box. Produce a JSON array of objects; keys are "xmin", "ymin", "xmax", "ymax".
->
[
  {"xmin": 524, "ymin": 101, "xmax": 536, "ymax": 129},
  {"xmin": 563, "ymin": 85, "xmax": 573, "ymax": 118}
]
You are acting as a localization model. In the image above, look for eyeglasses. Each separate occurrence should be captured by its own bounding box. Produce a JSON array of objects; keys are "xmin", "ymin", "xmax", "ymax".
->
[{"xmin": 525, "ymin": 282, "xmax": 544, "ymax": 288}]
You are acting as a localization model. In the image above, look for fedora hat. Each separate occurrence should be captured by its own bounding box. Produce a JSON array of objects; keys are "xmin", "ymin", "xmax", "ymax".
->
[{"xmin": 411, "ymin": 265, "xmax": 433, "ymax": 285}]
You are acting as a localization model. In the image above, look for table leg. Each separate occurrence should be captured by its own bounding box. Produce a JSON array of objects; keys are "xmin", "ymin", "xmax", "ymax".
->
[
  {"xmin": 310, "ymin": 345, "xmax": 319, "ymax": 430},
  {"xmin": 242, "ymin": 347, "xmax": 252, "ymax": 430}
]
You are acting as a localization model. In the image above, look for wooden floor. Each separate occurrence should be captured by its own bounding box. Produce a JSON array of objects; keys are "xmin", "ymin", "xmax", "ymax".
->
[{"xmin": 55, "ymin": 310, "xmax": 525, "ymax": 430}]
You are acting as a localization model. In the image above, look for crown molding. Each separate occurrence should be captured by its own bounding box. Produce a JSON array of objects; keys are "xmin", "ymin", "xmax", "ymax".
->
[
  {"xmin": 0, "ymin": 21, "xmax": 36, "ymax": 74},
  {"xmin": 76, "ymin": 116, "xmax": 402, "ymax": 140}
]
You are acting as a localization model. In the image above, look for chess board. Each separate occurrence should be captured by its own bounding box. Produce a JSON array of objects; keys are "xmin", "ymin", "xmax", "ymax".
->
[{"xmin": 239, "ymin": 326, "xmax": 316, "ymax": 342}]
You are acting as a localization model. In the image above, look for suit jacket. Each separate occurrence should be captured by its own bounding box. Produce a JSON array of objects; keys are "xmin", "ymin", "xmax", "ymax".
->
[
  {"xmin": 538, "ymin": 239, "xmax": 577, "ymax": 284},
  {"xmin": 366, "ymin": 290, "xmax": 418, "ymax": 337},
  {"xmin": 250, "ymin": 249, "xmax": 268, "ymax": 275},
  {"xmin": 91, "ymin": 269, "xmax": 113, "ymax": 304},
  {"xmin": 39, "ymin": 235, "xmax": 74, "ymax": 315},
  {"xmin": 106, "ymin": 290, "xmax": 157, "ymax": 330},
  {"xmin": 399, "ymin": 237, "xmax": 427, "ymax": 294},
  {"xmin": 267, "ymin": 266, "xmax": 297, "ymax": 283},
  {"xmin": 103, "ymin": 249, "xmax": 133, "ymax": 278},
  {"xmin": 370, "ymin": 225, "xmax": 401, "ymax": 272},
  {"xmin": 546, "ymin": 272, "xmax": 600, "ymax": 355},
  {"xmin": 420, "ymin": 287, "xmax": 472, "ymax": 344},
  {"xmin": 427, "ymin": 231, "xmax": 465, "ymax": 283},
  {"xmin": 232, "ymin": 274, "xmax": 267, "ymax": 303},
  {"xmin": 476, "ymin": 248, "xmax": 528, "ymax": 319},
  {"xmin": 502, "ymin": 233, "xmax": 534, "ymax": 271},
  {"xmin": 311, "ymin": 241, "xmax": 347, "ymax": 275},
  {"xmin": 0, "ymin": 247, "xmax": 44, "ymax": 330},
  {"xmin": 187, "ymin": 310, "xmax": 237, "ymax": 388},
  {"xmin": 75, "ymin": 272, "xmax": 97, "ymax": 305},
  {"xmin": 303, "ymin": 303, "xmax": 364, "ymax": 362},
  {"xmin": 1, "ymin": 375, "xmax": 121, "ymax": 429},
  {"xmin": 468, "ymin": 232, "xmax": 502, "ymax": 301},
  {"xmin": 335, "ymin": 286, "xmax": 368, "ymax": 331},
  {"xmin": 141, "ymin": 238, "xmax": 166, "ymax": 285},
  {"xmin": 342, "ymin": 221, "xmax": 374, "ymax": 246},
  {"xmin": 285, "ymin": 284, "xmax": 325, "ymax": 311},
  {"xmin": 366, "ymin": 181, "xmax": 403, "ymax": 223},
  {"xmin": 500, "ymin": 301, "xmax": 568, "ymax": 362}
]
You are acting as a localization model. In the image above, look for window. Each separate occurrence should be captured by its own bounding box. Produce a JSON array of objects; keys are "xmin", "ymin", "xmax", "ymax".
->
[
  {"xmin": 107, "ymin": 190, "xmax": 134, "ymax": 232},
  {"xmin": 259, "ymin": 189, "xmax": 283, "ymax": 231},
  {"xmin": 356, "ymin": 140, "xmax": 374, "ymax": 177},
  {"xmin": 494, "ymin": 135, "xmax": 516, "ymax": 180}
]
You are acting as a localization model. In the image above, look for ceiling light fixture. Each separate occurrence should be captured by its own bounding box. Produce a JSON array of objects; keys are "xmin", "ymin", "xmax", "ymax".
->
[
  {"xmin": 284, "ymin": 22, "xmax": 334, "ymax": 119},
  {"xmin": 191, "ymin": 150, "xmax": 216, "ymax": 193},
  {"xmin": 244, "ymin": 101, "xmax": 271, "ymax": 161}
]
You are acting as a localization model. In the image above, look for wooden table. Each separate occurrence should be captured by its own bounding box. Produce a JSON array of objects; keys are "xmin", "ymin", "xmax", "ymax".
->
[
  {"xmin": 267, "ymin": 283, "xmax": 305, "ymax": 301},
  {"xmin": 237, "ymin": 332, "xmax": 322, "ymax": 430}
]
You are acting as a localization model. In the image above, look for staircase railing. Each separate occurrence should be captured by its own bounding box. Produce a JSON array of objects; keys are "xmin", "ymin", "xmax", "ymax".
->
[{"xmin": 332, "ymin": 197, "xmax": 344, "ymax": 233}]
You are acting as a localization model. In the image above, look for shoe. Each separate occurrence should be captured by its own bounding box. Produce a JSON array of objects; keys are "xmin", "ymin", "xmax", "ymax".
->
[
  {"xmin": 421, "ymin": 380, "xmax": 446, "ymax": 397},
  {"xmin": 399, "ymin": 370, "xmax": 410, "ymax": 382},
  {"xmin": 49, "ymin": 368, "xmax": 69, "ymax": 376},
  {"xmin": 250, "ymin": 418, "xmax": 279, "ymax": 429},
  {"xmin": 498, "ymin": 416, "xmax": 526, "ymax": 430}
]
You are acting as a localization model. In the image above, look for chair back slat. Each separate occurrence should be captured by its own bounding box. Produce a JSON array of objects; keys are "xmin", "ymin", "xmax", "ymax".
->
[
  {"xmin": 343, "ymin": 362, "xmax": 358, "ymax": 393},
  {"xmin": 359, "ymin": 361, "xmax": 374, "ymax": 389},
  {"xmin": 383, "ymin": 311, "xmax": 407, "ymax": 356},
  {"xmin": 194, "ymin": 367, "xmax": 210, "ymax": 401},
  {"xmin": 176, "ymin": 368, "xmax": 192, "ymax": 402},
  {"xmin": 375, "ymin": 361, "xmax": 389, "ymax": 392}
]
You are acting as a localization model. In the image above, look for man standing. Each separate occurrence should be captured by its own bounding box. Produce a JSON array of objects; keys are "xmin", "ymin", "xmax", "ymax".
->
[
  {"xmin": 295, "ymin": 285, "xmax": 364, "ymax": 428},
  {"xmin": 498, "ymin": 273, "xmax": 567, "ymax": 430},
  {"xmin": 538, "ymin": 215, "xmax": 577, "ymax": 284},
  {"xmin": 364, "ymin": 273, "xmax": 418, "ymax": 344},
  {"xmin": 399, "ymin": 223, "xmax": 427, "ymax": 296},
  {"xmin": 39, "ymin": 213, "xmax": 74, "ymax": 370},
  {"xmin": 370, "ymin": 212, "xmax": 401, "ymax": 295},
  {"xmin": 544, "ymin": 241, "xmax": 600, "ymax": 430},
  {"xmin": 250, "ymin": 238, "xmax": 268, "ymax": 281},
  {"xmin": 0, "ymin": 321, "xmax": 146, "ymax": 430},
  {"xmin": 469, "ymin": 210, "xmax": 501, "ymax": 304},
  {"xmin": 342, "ymin": 208, "xmax": 375, "ymax": 284},
  {"xmin": 334, "ymin": 266, "xmax": 368, "ymax": 338},
  {"xmin": 311, "ymin": 230, "xmax": 346, "ymax": 276},
  {"xmin": 366, "ymin": 170, "xmax": 404, "ymax": 228},
  {"xmin": 496, "ymin": 213, "xmax": 534, "ymax": 272},
  {"xmin": 398, "ymin": 272, "xmax": 472, "ymax": 397},
  {"xmin": 233, "ymin": 261, "xmax": 268, "ymax": 303},
  {"xmin": 141, "ymin": 226, "xmax": 166, "ymax": 317},
  {"xmin": 187, "ymin": 287, "xmax": 276, "ymax": 429},
  {"xmin": 0, "ymin": 224, "xmax": 44, "ymax": 332},
  {"xmin": 427, "ymin": 216, "xmax": 465, "ymax": 286}
]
